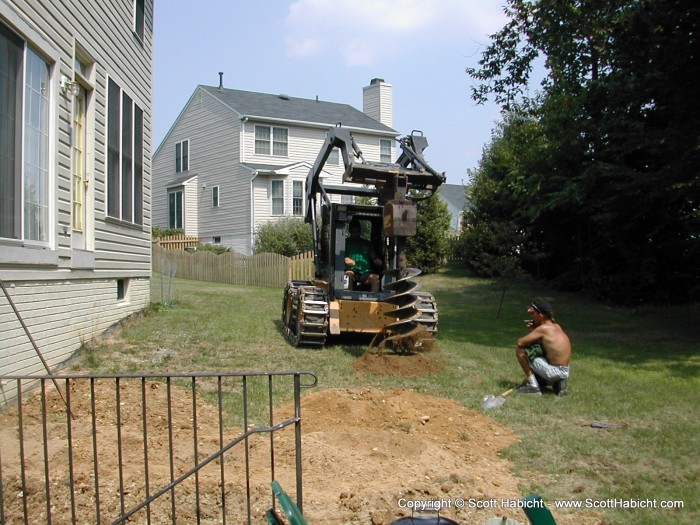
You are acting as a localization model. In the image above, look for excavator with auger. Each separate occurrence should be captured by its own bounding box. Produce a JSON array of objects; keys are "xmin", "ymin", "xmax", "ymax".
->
[{"xmin": 281, "ymin": 125, "xmax": 446, "ymax": 350}]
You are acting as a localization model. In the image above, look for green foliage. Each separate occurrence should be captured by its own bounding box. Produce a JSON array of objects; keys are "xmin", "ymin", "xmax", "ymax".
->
[
  {"xmin": 194, "ymin": 243, "xmax": 230, "ymax": 255},
  {"xmin": 254, "ymin": 218, "xmax": 313, "ymax": 257},
  {"xmin": 406, "ymin": 195, "xmax": 451, "ymax": 274},
  {"xmin": 465, "ymin": 0, "xmax": 700, "ymax": 303},
  {"xmin": 152, "ymin": 226, "xmax": 183, "ymax": 238},
  {"xmin": 458, "ymin": 111, "xmax": 547, "ymax": 278}
]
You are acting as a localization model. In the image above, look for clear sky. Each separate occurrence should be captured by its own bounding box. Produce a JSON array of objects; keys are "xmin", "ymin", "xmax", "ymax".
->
[{"xmin": 153, "ymin": 1, "xmax": 512, "ymax": 184}]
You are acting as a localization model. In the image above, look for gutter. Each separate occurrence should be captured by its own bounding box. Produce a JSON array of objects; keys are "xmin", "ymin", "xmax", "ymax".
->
[{"xmin": 240, "ymin": 115, "xmax": 398, "ymax": 137}]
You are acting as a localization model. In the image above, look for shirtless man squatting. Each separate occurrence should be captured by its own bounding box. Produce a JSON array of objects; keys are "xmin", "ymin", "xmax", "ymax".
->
[{"xmin": 515, "ymin": 298, "xmax": 572, "ymax": 396}]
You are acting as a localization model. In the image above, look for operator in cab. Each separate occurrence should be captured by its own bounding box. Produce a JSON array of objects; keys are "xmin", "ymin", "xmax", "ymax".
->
[{"xmin": 344, "ymin": 218, "xmax": 382, "ymax": 292}]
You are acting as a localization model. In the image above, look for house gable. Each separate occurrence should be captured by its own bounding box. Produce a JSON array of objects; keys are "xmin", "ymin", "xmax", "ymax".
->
[{"xmin": 152, "ymin": 80, "xmax": 400, "ymax": 255}]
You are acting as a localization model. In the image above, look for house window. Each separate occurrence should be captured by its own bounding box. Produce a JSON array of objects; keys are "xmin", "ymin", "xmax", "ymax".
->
[
  {"xmin": 0, "ymin": 24, "xmax": 51, "ymax": 243},
  {"xmin": 134, "ymin": 0, "xmax": 145, "ymax": 41},
  {"xmin": 213, "ymin": 236, "xmax": 221, "ymax": 244},
  {"xmin": 255, "ymin": 125, "xmax": 288, "ymax": 156},
  {"xmin": 117, "ymin": 278, "xmax": 129, "ymax": 300},
  {"xmin": 107, "ymin": 78, "xmax": 143, "ymax": 224},
  {"xmin": 212, "ymin": 185, "xmax": 219, "ymax": 207},
  {"xmin": 168, "ymin": 190, "xmax": 183, "ymax": 229},
  {"xmin": 175, "ymin": 139, "xmax": 188, "ymax": 173},
  {"xmin": 72, "ymin": 85, "xmax": 87, "ymax": 232},
  {"xmin": 380, "ymin": 139, "xmax": 392, "ymax": 163},
  {"xmin": 273, "ymin": 127, "xmax": 288, "ymax": 156},
  {"xmin": 271, "ymin": 180, "xmax": 284, "ymax": 215},
  {"xmin": 75, "ymin": 55, "xmax": 90, "ymax": 78},
  {"xmin": 328, "ymin": 148, "xmax": 339, "ymax": 165},
  {"xmin": 254, "ymin": 126, "xmax": 269, "ymax": 154},
  {"xmin": 293, "ymin": 181, "xmax": 304, "ymax": 216}
]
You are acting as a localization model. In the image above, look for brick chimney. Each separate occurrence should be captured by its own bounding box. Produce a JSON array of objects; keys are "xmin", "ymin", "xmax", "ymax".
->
[{"xmin": 363, "ymin": 78, "xmax": 393, "ymax": 127}]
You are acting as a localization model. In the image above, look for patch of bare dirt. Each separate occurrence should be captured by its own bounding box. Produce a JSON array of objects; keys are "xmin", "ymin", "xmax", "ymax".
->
[{"xmin": 0, "ymin": 374, "xmax": 602, "ymax": 524}]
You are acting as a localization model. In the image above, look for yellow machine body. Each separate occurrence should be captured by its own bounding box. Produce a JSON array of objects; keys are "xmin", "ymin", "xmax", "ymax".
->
[{"xmin": 331, "ymin": 299, "xmax": 399, "ymax": 334}]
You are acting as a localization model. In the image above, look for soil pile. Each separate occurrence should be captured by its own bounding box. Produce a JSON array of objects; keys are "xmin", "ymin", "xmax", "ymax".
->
[{"xmin": 0, "ymin": 350, "xmax": 600, "ymax": 524}]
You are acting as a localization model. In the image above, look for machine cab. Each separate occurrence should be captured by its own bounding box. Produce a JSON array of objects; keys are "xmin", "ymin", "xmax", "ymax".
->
[{"xmin": 319, "ymin": 203, "xmax": 392, "ymax": 301}]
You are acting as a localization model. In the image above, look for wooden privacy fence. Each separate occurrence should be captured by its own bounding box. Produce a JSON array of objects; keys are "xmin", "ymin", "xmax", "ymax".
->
[
  {"xmin": 446, "ymin": 235, "xmax": 464, "ymax": 265},
  {"xmin": 154, "ymin": 234, "xmax": 200, "ymax": 250},
  {"xmin": 153, "ymin": 244, "xmax": 315, "ymax": 287}
]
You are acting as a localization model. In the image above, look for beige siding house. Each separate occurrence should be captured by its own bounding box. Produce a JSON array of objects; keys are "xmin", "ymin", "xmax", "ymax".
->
[
  {"xmin": 152, "ymin": 78, "xmax": 398, "ymax": 254},
  {"xmin": 0, "ymin": 0, "xmax": 154, "ymax": 390}
]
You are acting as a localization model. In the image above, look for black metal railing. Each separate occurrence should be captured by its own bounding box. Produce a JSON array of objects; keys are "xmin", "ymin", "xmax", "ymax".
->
[{"xmin": 0, "ymin": 371, "xmax": 317, "ymax": 524}]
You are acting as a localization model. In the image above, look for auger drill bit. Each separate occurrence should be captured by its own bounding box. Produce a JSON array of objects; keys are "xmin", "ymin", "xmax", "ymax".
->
[{"xmin": 369, "ymin": 268, "xmax": 426, "ymax": 350}]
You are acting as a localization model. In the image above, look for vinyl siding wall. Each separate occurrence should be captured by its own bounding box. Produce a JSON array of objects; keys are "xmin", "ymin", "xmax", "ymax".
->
[
  {"xmin": 242, "ymin": 122, "xmax": 394, "ymax": 169},
  {"xmin": 0, "ymin": 277, "xmax": 149, "ymax": 398},
  {"xmin": 152, "ymin": 88, "xmax": 246, "ymax": 249},
  {"xmin": 0, "ymin": 0, "xmax": 153, "ymax": 384},
  {"xmin": 363, "ymin": 81, "xmax": 393, "ymax": 127},
  {"xmin": 251, "ymin": 164, "xmax": 309, "ymax": 232},
  {"xmin": 244, "ymin": 123, "xmax": 395, "ymax": 254},
  {"xmin": 184, "ymin": 180, "xmax": 199, "ymax": 236}
]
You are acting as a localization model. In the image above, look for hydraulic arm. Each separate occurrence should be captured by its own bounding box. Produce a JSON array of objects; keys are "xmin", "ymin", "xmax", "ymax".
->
[{"xmin": 283, "ymin": 124, "xmax": 445, "ymax": 349}]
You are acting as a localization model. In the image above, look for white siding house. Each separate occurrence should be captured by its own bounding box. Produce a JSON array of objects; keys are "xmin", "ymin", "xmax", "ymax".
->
[
  {"xmin": 152, "ymin": 78, "xmax": 399, "ymax": 254},
  {"xmin": 0, "ymin": 0, "xmax": 154, "ymax": 392}
]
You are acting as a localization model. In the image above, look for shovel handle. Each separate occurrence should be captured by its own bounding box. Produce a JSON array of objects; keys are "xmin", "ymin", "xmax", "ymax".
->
[{"xmin": 501, "ymin": 387, "xmax": 515, "ymax": 398}]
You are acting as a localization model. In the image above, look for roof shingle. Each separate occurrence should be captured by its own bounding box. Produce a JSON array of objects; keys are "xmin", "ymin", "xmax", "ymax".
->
[{"xmin": 199, "ymin": 85, "xmax": 396, "ymax": 134}]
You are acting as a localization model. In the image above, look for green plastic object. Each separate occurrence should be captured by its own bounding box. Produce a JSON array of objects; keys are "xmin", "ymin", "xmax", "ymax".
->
[
  {"xmin": 522, "ymin": 494, "xmax": 558, "ymax": 525},
  {"xmin": 266, "ymin": 508, "xmax": 284, "ymax": 525},
  {"xmin": 271, "ymin": 480, "xmax": 308, "ymax": 525}
]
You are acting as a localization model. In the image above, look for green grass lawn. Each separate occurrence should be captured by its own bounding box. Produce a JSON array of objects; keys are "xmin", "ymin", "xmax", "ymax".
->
[{"xmin": 78, "ymin": 269, "xmax": 700, "ymax": 524}]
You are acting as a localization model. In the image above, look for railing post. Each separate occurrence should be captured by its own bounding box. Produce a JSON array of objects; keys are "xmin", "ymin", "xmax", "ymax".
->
[{"xmin": 294, "ymin": 373, "xmax": 303, "ymax": 513}]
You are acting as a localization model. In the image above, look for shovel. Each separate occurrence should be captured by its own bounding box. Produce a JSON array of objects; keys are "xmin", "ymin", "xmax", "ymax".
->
[{"xmin": 481, "ymin": 387, "xmax": 515, "ymax": 410}]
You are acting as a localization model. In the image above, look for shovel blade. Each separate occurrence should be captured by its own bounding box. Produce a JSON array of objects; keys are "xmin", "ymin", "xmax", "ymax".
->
[{"xmin": 481, "ymin": 394, "xmax": 507, "ymax": 410}]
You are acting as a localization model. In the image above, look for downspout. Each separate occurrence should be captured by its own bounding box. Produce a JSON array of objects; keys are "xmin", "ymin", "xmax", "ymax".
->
[{"xmin": 250, "ymin": 170, "xmax": 257, "ymax": 255}]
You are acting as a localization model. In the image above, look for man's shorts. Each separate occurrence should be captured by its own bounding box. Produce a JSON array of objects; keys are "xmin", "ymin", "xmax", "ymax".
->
[{"xmin": 530, "ymin": 356, "xmax": 570, "ymax": 382}]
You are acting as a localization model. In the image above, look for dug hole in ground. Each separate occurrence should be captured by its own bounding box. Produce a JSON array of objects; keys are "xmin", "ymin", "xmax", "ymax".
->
[{"xmin": 0, "ymin": 349, "xmax": 602, "ymax": 524}]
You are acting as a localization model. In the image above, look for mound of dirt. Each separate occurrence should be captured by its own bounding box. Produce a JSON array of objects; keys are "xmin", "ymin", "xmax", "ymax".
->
[
  {"xmin": 281, "ymin": 387, "xmax": 521, "ymax": 523},
  {"xmin": 353, "ymin": 350, "xmax": 445, "ymax": 377},
  {"xmin": 0, "ymin": 377, "xmax": 600, "ymax": 524}
]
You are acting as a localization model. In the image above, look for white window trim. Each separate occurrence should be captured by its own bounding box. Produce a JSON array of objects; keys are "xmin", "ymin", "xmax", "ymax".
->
[
  {"xmin": 255, "ymin": 124, "xmax": 289, "ymax": 157},
  {"xmin": 0, "ymin": 12, "xmax": 60, "ymax": 252},
  {"xmin": 292, "ymin": 180, "xmax": 304, "ymax": 216},
  {"xmin": 379, "ymin": 138, "xmax": 392, "ymax": 163},
  {"xmin": 212, "ymin": 185, "xmax": 220, "ymax": 208},
  {"xmin": 175, "ymin": 139, "xmax": 189, "ymax": 173},
  {"xmin": 270, "ymin": 179, "xmax": 284, "ymax": 216},
  {"xmin": 133, "ymin": 0, "xmax": 145, "ymax": 42},
  {"xmin": 72, "ymin": 44, "xmax": 97, "ymax": 252},
  {"xmin": 168, "ymin": 189, "xmax": 183, "ymax": 229}
]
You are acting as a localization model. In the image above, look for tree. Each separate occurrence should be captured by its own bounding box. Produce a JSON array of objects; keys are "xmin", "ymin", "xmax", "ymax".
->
[
  {"xmin": 254, "ymin": 218, "xmax": 312, "ymax": 257},
  {"xmin": 465, "ymin": 0, "xmax": 700, "ymax": 303},
  {"xmin": 406, "ymin": 195, "xmax": 451, "ymax": 274}
]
